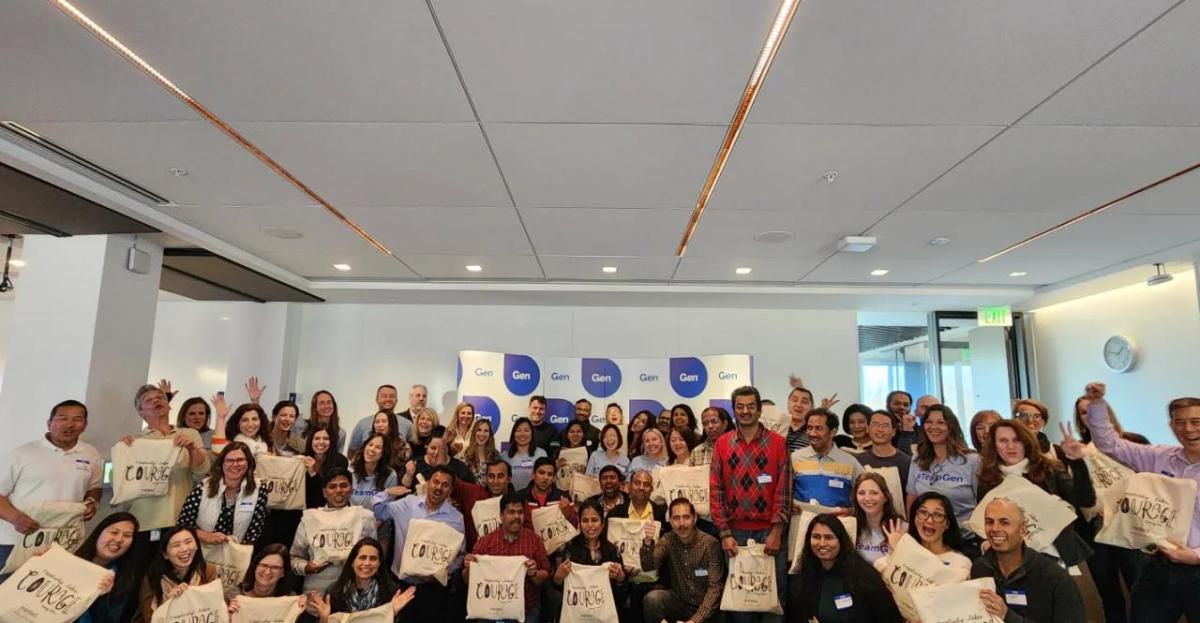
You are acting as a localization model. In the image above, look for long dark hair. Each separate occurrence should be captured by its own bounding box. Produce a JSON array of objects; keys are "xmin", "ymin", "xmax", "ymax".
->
[
  {"xmin": 352, "ymin": 432, "xmax": 395, "ymax": 483},
  {"xmin": 670, "ymin": 403, "xmax": 697, "ymax": 432},
  {"xmin": 328, "ymin": 538, "xmax": 397, "ymax": 613},
  {"xmin": 978, "ymin": 419, "xmax": 1060, "ymax": 492},
  {"xmin": 205, "ymin": 441, "xmax": 258, "ymax": 498},
  {"xmin": 238, "ymin": 543, "xmax": 296, "ymax": 596},
  {"xmin": 308, "ymin": 390, "xmax": 341, "ymax": 444},
  {"xmin": 568, "ymin": 499, "xmax": 612, "ymax": 552},
  {"xmin": 793, "ymin": 514, "xmax": 884, "ymax": 620},
  {"xmin": 225, "ymin": 403, "xmax": 272, "ymax": 450},
  {"xmin": 851, "ymin": 472, "xmax": 902, "ymax": 541},
  {"xmin": 667, "ymin": 426, "xmax": 701, "ymax": 463},
  {"xmin": 914, "ymin": 404, "xmax": 972, "ymax": 470},
  {"xmin": 506, "ymin": 417, "xmax": 535, "ymax": 458},
  {"xmin": 271, "ymin": 400, "xmax": 301, "ymax": 441},
  {"xmin": 147, "ymin": 526, "xmax": 209, "ymax": 605},
  {"xmin": 906, "ymin": 491, "xmax": 966, "ymax": 553},
  {"xmin": 175, "ymin": 397, "xmax": 212, "ymax": 433},
  {"xmin": 75, "ymin": 512, "xmax": 141, "ymax": 599},
  {"xmin": 562, "ymin": 421, "xmax": 588, "ymax": 449},
  {"xmin": 304, "ymin": 423, "xmax": 342, "ymax": 475},
  {"xmin": 627, "ymin": 410, "xmax": 653, "ymax": 457}
]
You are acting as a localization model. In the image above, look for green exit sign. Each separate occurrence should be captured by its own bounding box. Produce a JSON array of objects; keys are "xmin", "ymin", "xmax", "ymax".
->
[{"xmin": 978, "ymin": 305, "xmax": 1013, "ymax": 327}]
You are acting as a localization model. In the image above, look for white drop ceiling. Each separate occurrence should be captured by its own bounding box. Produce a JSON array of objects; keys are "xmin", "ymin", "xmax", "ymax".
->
[{"xmin": 2, "ymin": 0, "xmax": 1199, "ymax": 304}]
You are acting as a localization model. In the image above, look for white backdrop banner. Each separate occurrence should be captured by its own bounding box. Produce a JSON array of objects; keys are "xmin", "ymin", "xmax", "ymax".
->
[{"xmin": 456, "ymin": 351, "xmax": 754, "ymax": 442}]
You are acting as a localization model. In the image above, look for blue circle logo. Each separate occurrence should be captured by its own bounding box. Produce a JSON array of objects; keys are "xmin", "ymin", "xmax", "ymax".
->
[
  {"xmin": 708, "ymin": 398, "xmax": 733, "ymax": 415},
  {"xmin": 462, "ymin": 395, "xmax": 501, "ymax": 430},
  {"xmin": 581, "ymin": 358, "xmax": 622, "ymax": 398},
  {"xmin": 503, "ymin": 353, "xmax": 540, "ymax": 395},
  {"xmin": 629, "ymin": 399, "xmax": 666, "ymax": 419},
  {"xmin": 547, "ymin": 398, "xmax": 574, "ymax": 431},
  {"xmin": 670, "ymin": 357, "xmax": 708, "ymax": 398}
]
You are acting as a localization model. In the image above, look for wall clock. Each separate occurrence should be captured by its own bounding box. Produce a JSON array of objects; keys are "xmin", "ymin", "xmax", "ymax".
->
[{"xmin": 1102, "ymin": 335, "xmax": 1136, "ymax": 373}]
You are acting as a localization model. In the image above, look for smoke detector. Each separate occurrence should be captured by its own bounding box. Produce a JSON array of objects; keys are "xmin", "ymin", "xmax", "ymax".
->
[
  {"xmin": 753, "ymin": 230, "xmax": 795, "ymax": 243},
  {"xmin": 1147, "ymin": 263, "xmax": 1173, "ymax": 286}
]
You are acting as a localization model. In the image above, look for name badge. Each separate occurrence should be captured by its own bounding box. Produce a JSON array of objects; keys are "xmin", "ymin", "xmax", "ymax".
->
[
  {"xmin": 694, "ymin": 568, "xmax": 708, "ymax": 577},
  {"xmin": 756, "ymin": 473, "xmax": 772, "ymax": 485},
  {"xmin": 834, "ymin": 593, "xmax": 853, "ymax": 610},
  {"xmin": 828, "ymin": 479, "xmax": 845, "ymax": 489},
  {"xmin": 149, "ymin": 529, "xmax": 162, "ymax": 542},
  {"xmin": 1004, "ymin": 590, "xmax": 1028, "ymax": 606}
]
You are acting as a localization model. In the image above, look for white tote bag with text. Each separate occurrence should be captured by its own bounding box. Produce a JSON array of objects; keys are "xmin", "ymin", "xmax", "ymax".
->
[
  {"xmin": 561, "ymin": 563, "xmax": 619, "ymax": 623},
  {"xmin": 0, "ymin": 502, "xmax": 86, "ymax": 574},
  {"xmin": 1082, "ymin": 445, "xmax": 1135, "ymax": 521},
  {"xmin": 570, "ymin": 474, "xmax": 603, "ymax": 504},
  {"xmin": 877, "ymin": 534, "xmax": 967, "ymax": 621},
  {"xmin": 607, "ymin": 517, "xmax": 659, "ymax": 582},
  {"xmin": 303, "ymin": 506, "xmax": 371, "ymax": 565},
  {"xmin": 966, "ymin": 475, "xmax": 1078, "ymax": 555},
  {"xmin": 0, "ymin": 543, "xmax": 108, "ymax": 623},
  {"xmin": 202, "ymin": 541, "xmax": 254, "ymax": 598},
  {"xmin": 150, "ymin": 580, "xmax": 230, "ymax": 623},
  {"xmin": 110, "ymin": 439, "xmax": 184, "ymax": 504},
  {"xmin": 328, "ymin": 603, "xmax": 393, "ymax": 623},
  {"xmin": 398, "ymin": 518, "xmax": 464, "ymax": 585},
  {"xmin": 472, "ymin": 495, "xmax": 503, "ymax": 539},
  {"xmin": 255, "ymin": 455, "xmax": 307, "ymax": 510},
  {"xmin": 911, "ymin": 577, "xmax": 1002, "ymax": 623},
  {"xmin": 651, "ymin": 465, "xmax": 711, "ymax": 520},
  {"xmin": 231, "ymin": 595, "xmax": 303, "ymax": 623},
  {"xmin": 532, "ymin": 505, "xmax": 578, "ymax": 555},
  {"xmin": 465, "ymin": 554, "xmax": 526, "ymax": 622},
  {"xmin": 1096, "ymin": 471, "xmax": 1198, "ymax": 551},
  {"xmin": 720, "ymin": 540, "xmax": 782, "ymax": 614},
  {"xmin": 556, "ymin": 447, "xmax": 589, "ymax": 492}
]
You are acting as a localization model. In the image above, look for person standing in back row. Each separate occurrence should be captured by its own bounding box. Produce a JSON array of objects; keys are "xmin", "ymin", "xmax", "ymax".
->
[
  {"xmin": 528, "ymin": 395, "xmax": 562, "ymax": 459},
  {"xmin": 710, "ymin": 385, "xmax": 790, "ymax": 623}
]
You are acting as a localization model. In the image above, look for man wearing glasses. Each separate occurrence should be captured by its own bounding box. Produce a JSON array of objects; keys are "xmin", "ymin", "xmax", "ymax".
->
[{"xmin": 1083, "ymin": 382, "xmax": 1200, "ymax": 623}]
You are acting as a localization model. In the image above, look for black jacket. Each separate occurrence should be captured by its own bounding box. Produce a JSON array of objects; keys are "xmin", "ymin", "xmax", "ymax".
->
[
  {"xmin": 532, "ymin": 421, "xmax": 562, "ymax": 459},
  {"xmin": 787, "ymin": 564, "xmax": 902, "ymax": 623},
  {"xmin": 970, "ymin": 546, "xmax": 1085, "ymax": 623}
]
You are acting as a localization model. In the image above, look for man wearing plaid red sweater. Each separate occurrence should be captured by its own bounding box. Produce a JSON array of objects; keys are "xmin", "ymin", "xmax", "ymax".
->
[{"xmin": 710, "ymin": 385, "xmax": 792, "ymax": 623}]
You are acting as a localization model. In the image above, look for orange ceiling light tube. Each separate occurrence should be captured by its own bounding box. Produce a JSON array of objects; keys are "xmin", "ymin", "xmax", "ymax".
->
[
  {"xmin": 978, "ymin": 159, "xmax": 1200, "ymax": 263},
  {"xmin": 47, "ymin": 0, "xmax": 394, "ymax": 257},
  {"xmin": 676, "ymin": 0, "xmax": 802, "ymax": 257}
]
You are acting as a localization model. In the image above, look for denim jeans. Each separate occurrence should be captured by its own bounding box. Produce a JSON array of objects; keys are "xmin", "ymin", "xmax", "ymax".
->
[
  {"xmin": 0, "ymin": 544, "xmax": 12, "ymax": 582},
  {"xmin": 727, "ymin": 528, "xmax": 785, "ymax": 623}
]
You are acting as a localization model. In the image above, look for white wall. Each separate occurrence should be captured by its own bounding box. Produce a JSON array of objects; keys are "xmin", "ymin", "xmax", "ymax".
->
[
  {"xmin": 293, "ymin": 305, "xmax": 861, "ymax": 431},
  {"xmin": 1031, "ymin": 269, "xmax": 1200, "ymax": 444}
]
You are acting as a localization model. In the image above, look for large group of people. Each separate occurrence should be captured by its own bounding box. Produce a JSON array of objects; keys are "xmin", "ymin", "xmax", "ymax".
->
[{"xmin": 1, "ymin": 376, "xmax": 1198, "ymax": 623}]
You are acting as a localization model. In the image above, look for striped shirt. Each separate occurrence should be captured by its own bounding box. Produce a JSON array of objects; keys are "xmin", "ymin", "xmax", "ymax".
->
[{"xmin": 640, "ymin": 530, "xmax": 723, "ymax": 623}]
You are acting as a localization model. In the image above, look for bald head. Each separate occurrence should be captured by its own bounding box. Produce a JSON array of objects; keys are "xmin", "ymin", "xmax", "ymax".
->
[{"xmin": 983, "ymin": 497, "xmax": 1027, "ymax": 554}]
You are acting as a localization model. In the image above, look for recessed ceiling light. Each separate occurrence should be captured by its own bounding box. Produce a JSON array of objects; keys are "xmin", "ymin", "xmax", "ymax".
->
[
  {"xmin": 1009, "ymin": 271, "xmax": 1027, "ymax": 277},
  {"xmin": 822, "ymin": 171, "xmax": 838, "ymax": 184},
  {"xmin": 735, "ymin": 267, "xmax": 753, "ymax": 275},
  {"xmin": 219, "ymin": 316, "xmax": 230, "ymax": 321},
  {"xmin": 260, "ymin": 226, "xmax": 303, "ymax": 240},
  {"xmin": 870, "ymin": 269, "xmax": 890, "ymax": 276},
  {"xmin": 927, "ymin": 237, "xmax": 951, "ymax": 246},
  {"xmin": 9, "ymin": 259, "xmax": 26, "ymax": 268},
  {"xmin": 332, "ymin": 263, "xmax": 352, "ymax": 271},
  {"xmin": 465, "ymin": 265, "xmax": 483, "ymax": 272},
  {"xmin": 169, "ymin": 167, "xmax": 187, "ymax": 177},
  {"xmin": 753, "ymin": 230, "xmax": 795, "ymax": 243},
  {"xmin": 601, "ymin": 266, "xmax": 618, "ymax": 274}
]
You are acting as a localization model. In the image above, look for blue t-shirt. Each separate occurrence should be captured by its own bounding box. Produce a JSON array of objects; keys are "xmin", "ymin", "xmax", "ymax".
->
[
  {"xmin": 503, "ymin": 448, "xmax": 548, "ymax": 491},
  {"xmin": 906, "ymin": 452, "xmax": 980, "ymax": 534}
]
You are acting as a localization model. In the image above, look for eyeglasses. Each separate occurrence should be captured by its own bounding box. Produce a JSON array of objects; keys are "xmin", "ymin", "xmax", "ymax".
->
[
  {"xmin": 257, "ymin": 562, "xmax": 284, "ymax": 573},
  {"xmin": 224, "ymin": 458, "xmax": 248, "ymax": 465},
  {"xmin": 1015, "ymin": 411, "xmax": 1044, "ymax": 421},
  {"xmin": 915, "ymin": 508, "xmax": 948, "ymax": 524}
]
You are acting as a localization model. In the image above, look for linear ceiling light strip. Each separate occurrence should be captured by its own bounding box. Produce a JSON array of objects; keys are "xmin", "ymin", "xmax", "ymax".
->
[
  {"xmin": 676, "ymin": 0, "xmax": 802, "ymax": 257},
  {"xmin": 978, "ymin": 159, "xmax": 1200, "ymax": 263},
  {"xmin": 48, "ymin": 0, "xmax": 394, "ymax": 257}
]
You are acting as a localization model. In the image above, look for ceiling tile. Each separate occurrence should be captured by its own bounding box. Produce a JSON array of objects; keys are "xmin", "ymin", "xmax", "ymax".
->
[
  {"xmin": 904, "ymin": 126, "xmax": 1200, "ymax": 214},
  {"xmin": 539, "ymin": 256, "xmax": 678, "ymax": 282},
  {"xmin": 486, "ymin": 123, "xmax": 725, "ymax": 208},
  {"xmin": 237, "ymin": 122, "xmax": 511, "ymax": 207},
  {"xmin": 164, "ymin": 205, "xmax": 377, "ymax": 257},
  {"xmin": 63, "ymin": 0, "xmax": 472, "ymax": 122},
  {"xmin": 345, "ymin": 206, "xmax": 534, "ymax": 256},
  {"xmin": 752, "ymin": 0, "xmax": 1179, "ymax": 124},
  {"xmin": 686, "ymin": 209, "xmax": 888, "ymax": 258},
  {"xmin": 431, "ymin": 0, "xmax": 777, "ymax": 123},
  {"xmin": 399, "ymin": 254, "xmax": 543, "ymax": 280},
  {"xmin": 27, "ymin": 121, "xmax": 308, "ymax": 206},
  {"xmin": 802, "ymin": 255, "xmax": 959, "ymax": 285},
  {"xmin": 859, "ymin": 211, "xmax": 1068, "ymax": 265},
  {"xmin": 710, "ymin": 124, "xmax": 996, "ymax": 211},
  {"xmin": 1024, "ymin": 1, "xmax": 1200, "ymax": 126},
  {"xmin": 521, "ymin": 207, "xmax": 691, "ymax": 256},
  {"xmin": 674, "ymin": 256, "xmax": 823, "ymax": 282}
]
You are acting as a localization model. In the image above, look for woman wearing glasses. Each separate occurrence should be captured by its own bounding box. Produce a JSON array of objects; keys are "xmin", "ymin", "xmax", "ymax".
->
[
  {"xmin": 228, "ymin": 544, "xmax": 308, "ymax": 617},
  {"xmin": 177, "ymin": 441, "xmax": 271, "ymax": 546},
  {"xmin": 1013, "ymin": 399, "xmax": 1060, "ymax": 461},
  {"xmin": 878, "ymin": 491, "xmax": 972, "ymax": 579}
]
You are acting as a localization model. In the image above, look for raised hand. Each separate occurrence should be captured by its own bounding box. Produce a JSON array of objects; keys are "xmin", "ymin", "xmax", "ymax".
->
[
  {"xmin": 391, "ymin": 586, "xmax": 418, "ymax": 614},
  {"xmin": 245, "ymin": 377, "xmax": 266, "ymax": 404},
  {"xmin": 157, "ymin": 378, "xmax": 175, "ymax": 400},
  {"xmin": 1085, "ymin": 382, "xmax": 1107, "ymax": 401},
  {"xmin": 212, "ymin": 393, "xmax": 230, "ymax": 421},
  {"xmin": 819, "ymin": 393, "xmax": 840, "ymax": 410},
  {"xmin": 883, "ymin": 518, "xmax": 905, "ymax": 552},
  {"xmin": 1059, "ymin": 422, "xmax": 1085, "ymax": 460}
]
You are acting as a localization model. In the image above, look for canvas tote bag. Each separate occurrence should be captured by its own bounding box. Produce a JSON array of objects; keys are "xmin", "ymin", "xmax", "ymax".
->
[
  {"xmin": 472, "ymin": 495, "xmax": 503, "ymax": 539},
  {"xmin": 465, "ymin": 554, "xmax": 526, "ymax": 622},
  {"xmin": 398, "ymin": 518, "xmax": 465, "ymax": 585},
  {"xmin": 150, "ymin": 579, "xmax": 230, "ymax": 623},
  {"xmin": 570, "ymin": 474, "xmax": 602, "ymax": 504},
  {"xmin": 0, "ymin": 543, "xmax": 108, "ymax": 623},
  {"xmin": 863, "ymin": 465, "xmax": 906, "ymax": 518},
  {"xmin": 1082, "ymin": 444, "xmax": 1135, "ymax": 521},
  {"xmin": 787, "ymin": 511, "xmax": 856, "ymax": 572},
  {"xmin": 303, "ymin": 506, "xmax": 371, "ymax": 565},
  {"xmin": 878, "ymin": 534, "xmax": 967, "ymax": 621},
  {"xmin": 556, "ymin": 447, "xmax": 589, "ymax": 492},
  {"xmin": 110, "ymin": 439, "xmax": 183, "ymax": 504},
  {"xmin": 231, "ymin": 595, "xmax": 303, "ymax": 623},
  {"xmin": 651, "ymin": 465, "xmax": 711, "ymax": 519},
  {"xmin": 911, "ymin": 577, "xmax": 1003, "ymax": 623},
  {"xmin": 561, "ymin": 563, "xmax": 620, "ymax": 623},
  {"xmin": 328, "ymin": 603, "xmax": 393, "ymax": 623},
  {"xmin": 1095, "ymin": 471, "xmax": 1198, "ymax": 551},
  {"xmin": 720, "ymin": 540, "xmax": 783, "ymax": 614},
  {"xmin": 0, "ymin": 502, "xmax": 86, "ymax": 574},
  {"xmin": 532, "ymin": 505, "xmax": 578, "ymax": 554},
  {"xmin": 966, "ymin": 475, "xmax": 1078, "ymax": 555},
  {"xmin": 255, "ymin": 454, "xmax": 307, "ymax": 510},
  {"xmin": 202, "ymin": 541, "xmax": 254, "ymax": 598},
  {"xmin": 607, "ymin": 517, "xmax": 659, "ymax": 582}
]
